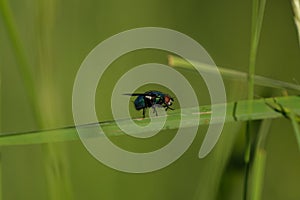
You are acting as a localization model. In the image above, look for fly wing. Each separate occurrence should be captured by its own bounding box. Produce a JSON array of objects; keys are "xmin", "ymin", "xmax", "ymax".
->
[
  {"xmin": 123, "ymin": 93, "xmax": 158, "ymax": 98},
  {"xmin": 124, "ymin": 91, "xmax": 161, "ymax": 97},
  {"xmin": 123, "ymin": 93, "xmax": 147, "ymax": 96}
]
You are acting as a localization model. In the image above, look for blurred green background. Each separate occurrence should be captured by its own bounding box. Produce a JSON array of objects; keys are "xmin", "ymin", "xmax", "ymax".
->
[{"xmin": 1, "ymin": 0, "xmax": 300, "ymax": 199}]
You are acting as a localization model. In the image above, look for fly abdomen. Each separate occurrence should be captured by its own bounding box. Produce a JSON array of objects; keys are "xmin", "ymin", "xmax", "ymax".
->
[{"xmin": 134, "ymin": 95, "xmax": 145, "ymax": 110}]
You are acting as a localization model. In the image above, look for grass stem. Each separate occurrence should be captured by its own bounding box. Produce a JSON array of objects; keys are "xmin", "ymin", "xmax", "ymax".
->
[
  {"xmin": 246, "ymin": 0, "xmax": 266, "ymax": 199},
  {"xmin": 250, "ymin": 119, "xmax": 271, "ymax": 200},
  {"xmin": 0, "ymin": 0, "xmax": 42, "ymax": 125},
  {"xmin": 0, "ymin": 1, "xmax": 73, "ymax": 199},
  {"xmin": 287, "ymin": 111, "xmax": 300, "ymax": 152},
  {"xmin": 292, "ymin": 0, "xmax": 300, "ymax": 47},
  {"xmin": 168, "ymin": 55, "xmax": 300, "ymax": 92}
]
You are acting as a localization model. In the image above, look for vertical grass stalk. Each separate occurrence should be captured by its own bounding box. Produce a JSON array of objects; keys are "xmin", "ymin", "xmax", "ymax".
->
[
  {"xmin": 292, "ymin": 0, "xmax": 300, "ymax": 47},
  {"xmin": 245, "ymin": 0, "xmax": 266, "ymax": 199},
  {"xmin": 0, "ymin": 1, "xmax": 39, "ymax": 199},
  {"xmin": 0, "ymin": 117, "xmax": 1, "ymax": 200},
  {"xmin": 251, "ymin": 150, "xmax": 267, "ymax": 200},
  {"xmin": 0, "ymin": 0, "xmax": 42, "ymax": 125},
  {"xmin": 250, "ymin": 119, "xmax": 271, "ymax": 200},
  {"xmin": 35, "ymin": 1, "xmax": 73, "ymax": 199},
  {"xmin": 0, "ymin": 74, "xmax": 2, "ymax": 200},
  {"xmin": 0, "ymin": 1, "xmax": 73, "ymax": 199},
  {"xmin": 247, "ymin": 0, "xmax": 266, "ymax": 97},
  {"xmin": 288, "ymin": 112, "xmax": 300, "ymax": 152}
]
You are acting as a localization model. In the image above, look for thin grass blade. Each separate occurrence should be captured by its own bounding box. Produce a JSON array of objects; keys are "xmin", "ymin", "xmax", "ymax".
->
[
  {"xmin": 292, "ymin": 0, "xmax": 300, "ymax": 47},
  {"xmin": 289, "ymin": 112, "xmax": 300, "ymax": 152},
  {"xmin": 0, "ymin": 96, "xmax": 299, "ymax": 146},
  {"xmin": 250, "ymin": 119, "xmax": 272, "ymax": 200},
  {"xmin": 168, "ymin": 56, "xmax": 300, "ymax": 92}
]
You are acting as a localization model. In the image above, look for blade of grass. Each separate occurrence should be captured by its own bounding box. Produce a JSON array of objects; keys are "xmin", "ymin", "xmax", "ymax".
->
[
  {"xmin": 286, "ymin": 111, "xmax": 300, "ymax": 152},
  {"xmin": 0, "ymin": 72, "xmax": 2, "ymax": 200},
  {"xmin": 34, "ymin": 1, "xmax": 73, "ymax": 199},
  {"xmin": 193, "ymin": 122, "xmax": 242, "ymax": 200},
  {"xmin": 168, "ymin": 55, "xmax": 300, "ymax": 92},
  {"xmin": 1, "ymin": 1, "xmax": 73, "ymax": 199},
  {"xmin": 0, "ymin": 1, "xmax": 40, "ymax": 198},
  {"xmin": 248, "ymin": 0, "xmax": 266, "ymax": 100},
  {"xmin": 0, "ymin": 96, "xmax": 299, "ymax": 146},
  {"xmin": 250, "ymin": 119, "xmax": 272, "ymax": 200},
  {"xmin": 250, "ymin": 149, "xmax": 267, "ymax": 200},
  {"xmin": 0, "ymin": 0, "xmax": 42, "ymax": 124},
  {"xmin": 0, "ymin": 153, "xmax": 2, "ymax": 200},
  {"xmin": 292, "ymin": 0, "xmax": 300, "ymax": 47},
  {"xmin": 265, "ymin": 98, "xmax": 300, "ymax": 152},
  {"xmin": 243, "ymin": 121, "xmax": 252, "ymax": 200},
  {"xmin": 246, "ymin": 0, "xmax": 266, "ymax": 199}
]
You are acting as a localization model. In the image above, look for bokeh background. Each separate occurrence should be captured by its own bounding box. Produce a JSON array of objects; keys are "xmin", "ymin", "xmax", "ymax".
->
[{"xmin": 1, "ymin": 0, "xmax": 300, "ymax": 200}]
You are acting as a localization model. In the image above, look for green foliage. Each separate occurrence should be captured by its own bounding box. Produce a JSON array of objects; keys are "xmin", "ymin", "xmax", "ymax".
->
[{"xmin": 1, "ymin": 0, "xmax": 300, "ymax": 200}]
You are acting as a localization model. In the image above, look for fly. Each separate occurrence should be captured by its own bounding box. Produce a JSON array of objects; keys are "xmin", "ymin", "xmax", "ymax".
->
[{"xmin": 124, "ymin": 90, "xmax": 174, "ymax": 118}]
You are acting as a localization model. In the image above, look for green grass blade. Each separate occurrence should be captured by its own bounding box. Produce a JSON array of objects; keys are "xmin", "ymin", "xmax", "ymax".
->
[
  {"xmin": 248, "ymin": 0, "xmax": 266, "ymax": 100},
  {"xmin": 288, "ymin": 111, "xmax": 300, "ymax": 152},
  {"xmin": 34, "ymin": 1, "xmax": 74, "ymax": 198},
  {"xmin": 292, "ymin": 0, "xmax": 300, "ymax": 47},
  {"xmin": 0, "ymin": 65, "xmax": 2, "ymax": 200},
  {"xmin": 0, "ymin": 96, "xmax": 299, "ymax": 146},
  {"xmin": 265, "ymin": 99, "xmax": 300, "ymax": 152},
  {"xmin": 0, "ymin": 1, "xmax": 73, "ymax": 199},
  {"xmin": 246, "ymin": 0, "xmax": 266, "ymax": 198},
  {"xmin": 168, "ymin": 55, "xmax": 300, "ymax": 92},
  {"xmin": 193, "ymin": 123, "xmax": 242, "ymax": 200},
  {"xmin": 0, "ymin": 153, "xmax": 2, "ymax": 200},
  {"xmin": 250, "ymin": 119, "xmax": 272, "ymax": 200},
  {"xmin": 0, "ymin": 0, "xmax": 42, "ymax": 124},
  {"xmin": 255, "ymin": 119, "xmax": 272, "ymax": 149},
  {"xmin": 251, "ymin": 149, "xmax": 267, "ymax": 200}
]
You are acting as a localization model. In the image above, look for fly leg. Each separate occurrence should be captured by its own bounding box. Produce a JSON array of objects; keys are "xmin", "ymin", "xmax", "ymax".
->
[
  {"xmin": 152, "ymin": 106, "xmax": 158, "ymax": 116},
  {"xmin": 152, "ymin": 104, "xmax": 163, "ymax": 116},
  {"xmin": 142, "ymin": 108, "xmax": 146, "ymax": 118},
  {"xmin": 152, "ymin": 105, "xmax": 157, "ymax": 117}
]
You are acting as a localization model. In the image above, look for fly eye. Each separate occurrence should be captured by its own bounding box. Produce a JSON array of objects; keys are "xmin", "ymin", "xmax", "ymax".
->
[{"xmin": 165, "ymin": 96, "xmax": 173, "ymax": 106}]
